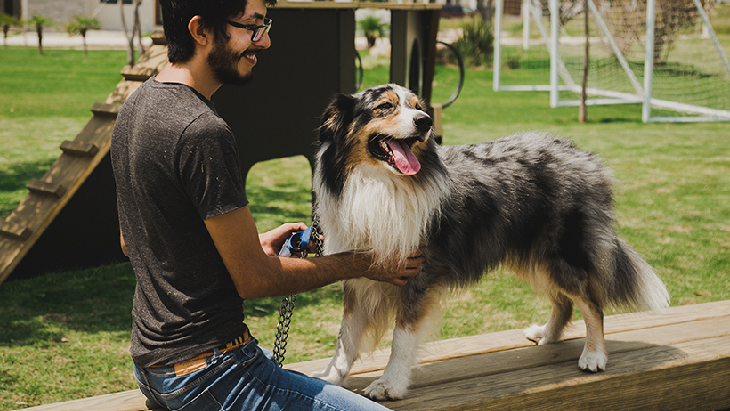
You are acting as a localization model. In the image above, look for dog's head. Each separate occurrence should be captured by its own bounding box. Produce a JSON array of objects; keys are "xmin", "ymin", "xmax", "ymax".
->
[{"xmin": 318, "ymin": 84, "xmax": 434, "ymax": 177}]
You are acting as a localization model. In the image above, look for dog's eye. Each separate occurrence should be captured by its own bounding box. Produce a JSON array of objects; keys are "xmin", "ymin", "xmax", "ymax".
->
[{"xmin": 376, "ymin": 102, "xmax": 394, "ymax": 111}]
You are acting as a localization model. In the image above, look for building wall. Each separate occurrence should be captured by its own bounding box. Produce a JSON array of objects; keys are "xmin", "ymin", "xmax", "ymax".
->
[
  {"xmin": 26, "ymin": 0, "xmax": 86, "ymax": 23},
  {"xmin": 91, "ymin": 0, "xmax": 158, "ymax": 33},
  {"xmin": 20, "ymin": 0, "xmax": 159, "ymax": 33}
]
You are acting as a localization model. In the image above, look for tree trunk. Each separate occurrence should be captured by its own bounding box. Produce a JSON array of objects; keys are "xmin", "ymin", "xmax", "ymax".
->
[
  {"xmin": 133, "ymin": 0, "xmax": 144, "ymax": 57},
  {"xmin": 119, "ymin": 0, "xmax": 134, "ymax": 67},
  {"xmin": 579, "ymin": 0, "xmax": 589, "ymax": 123},
  {"xmin": 81, "ymin": 28, "xmax": 88, "ymax": 57},
  {"xmin": 478, "ymin": 0, "xmax": 494, "ymax": 23},
  {"xmin": 35, "ymin": 23, "xmax": 43, "ymax": 55}
]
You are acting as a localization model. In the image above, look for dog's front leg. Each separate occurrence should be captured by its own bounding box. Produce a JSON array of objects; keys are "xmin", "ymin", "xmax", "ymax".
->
[
  {"xmin": 310, "ymin": 284, "xmax": 366, "ymax": 385},
  {"xmin": 365, "ymin": 283, "xmax": 441, "ymax": 401},
  {"xmin": 364, "ymin": 325, "xmax": 418, "ymax": 401}
]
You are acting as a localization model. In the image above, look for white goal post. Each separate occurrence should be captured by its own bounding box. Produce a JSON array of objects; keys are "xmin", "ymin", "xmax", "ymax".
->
[{"xmin": 492, "ymin": 0, "xmax": 730, "ymax": 122}]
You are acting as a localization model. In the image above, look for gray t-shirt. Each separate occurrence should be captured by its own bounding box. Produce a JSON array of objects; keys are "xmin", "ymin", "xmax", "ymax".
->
[{"xmin": 111, "ymin": 78, "xmax": 249, "ymax": 368}]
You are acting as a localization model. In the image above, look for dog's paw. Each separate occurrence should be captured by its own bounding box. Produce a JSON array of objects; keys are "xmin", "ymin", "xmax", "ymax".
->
[
  {"xmin": 578, "ymin": 349, "xmax": 607, "ymax": 372},
  {"xmin": 364, "ymin": 377, "xmax": 408, "ymax": 401},
  {"xmin": 523, "ymin": 324, "xmax": 547, "ymax": 345},
  {"xmin": 310, "ymin": 369, "xmax": 345, "ymax": 386}
]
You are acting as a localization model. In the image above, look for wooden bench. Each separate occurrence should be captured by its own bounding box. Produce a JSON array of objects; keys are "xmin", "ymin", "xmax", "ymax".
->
[{"xmin": 22, "ymin": 300, "xmax": 730, "ymax": 411}]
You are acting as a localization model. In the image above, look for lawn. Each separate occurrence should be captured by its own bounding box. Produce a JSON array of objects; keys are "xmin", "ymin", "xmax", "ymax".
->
[{"xmin": 1, "ymin": 46, "xmax": 728, "ymax": 410}]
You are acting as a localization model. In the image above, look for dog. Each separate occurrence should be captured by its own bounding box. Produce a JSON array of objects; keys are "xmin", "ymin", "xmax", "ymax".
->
[{"xmin": 310, "ymin": 84, "xmax": 669, "ymax": 400}]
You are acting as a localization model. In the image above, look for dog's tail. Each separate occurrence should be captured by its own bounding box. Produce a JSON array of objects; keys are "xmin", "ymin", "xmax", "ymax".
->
[{"xmin": 609, "ymin": 238, "xmax": 670, "ymax": 311}]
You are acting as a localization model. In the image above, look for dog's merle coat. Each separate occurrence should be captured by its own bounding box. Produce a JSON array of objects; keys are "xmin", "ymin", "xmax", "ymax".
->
[{"xmin": 311, "ymin": 84, "xmax": 669, "ymax": 400}]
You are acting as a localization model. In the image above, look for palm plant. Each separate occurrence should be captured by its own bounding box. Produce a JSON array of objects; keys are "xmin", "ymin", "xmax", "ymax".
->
[
  {"xmin": 28, "ymin": 14, "xmax": 55, "ymax": 55},
  {"xmin": 359, "ymin": 16, "xmax": 387, "ymax": 48},
  {"xmin": 1, "ymin": 13, "xmax": 19, "ymax": 48},
  {"xmin": 66, "ymin": 15, "xmax": 101, "ymax": 57}
]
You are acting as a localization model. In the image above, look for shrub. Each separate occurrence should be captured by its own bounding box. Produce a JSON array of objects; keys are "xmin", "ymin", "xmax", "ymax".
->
[
  {"xmin": 359, "ymin": 16, "xmax": 387, "ymax": 48},
  {"xmin": 453, "ymin": 19, "xmax": 494, "ymax": 68}
]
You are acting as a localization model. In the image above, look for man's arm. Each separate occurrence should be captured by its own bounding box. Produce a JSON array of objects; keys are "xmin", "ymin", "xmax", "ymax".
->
[
  {"xmin": 119, "ymin": 226, "xmax": 128, "ymax": 257},
  {"xmin": 204, "ymin": 206, "xmax": 424, "ymax": 300}
]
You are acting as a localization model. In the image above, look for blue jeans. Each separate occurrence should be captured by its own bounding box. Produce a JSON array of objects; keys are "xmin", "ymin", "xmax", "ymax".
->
[{"xmin": 133, "ymin": 338, "xmax": 390, "ymax": 411}]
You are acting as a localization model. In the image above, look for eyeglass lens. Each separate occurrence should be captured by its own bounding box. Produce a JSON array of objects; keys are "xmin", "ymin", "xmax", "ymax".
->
[{"xmin": 252, "ymin": 20, "xmax": 271, "ymax": 42}]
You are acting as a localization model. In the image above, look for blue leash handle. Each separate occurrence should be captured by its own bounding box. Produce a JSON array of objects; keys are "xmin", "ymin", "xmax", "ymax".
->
[{"xmin": 279, "ymin": 225, "xmax": 313, "ymax": 257}]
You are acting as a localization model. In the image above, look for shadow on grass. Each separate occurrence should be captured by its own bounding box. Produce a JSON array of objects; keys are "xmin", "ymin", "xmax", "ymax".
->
[
  {"xmin": 244, "ymin": 284, "xmax": 343, "ymax": 320},
  {"xmin": 1, "ymin": 255, "xmax": 341, "ymax": 347},
  {"xmin": 0, "ymin": 158, "xmax": 56, "ymax": 218},
  {"xmin": 246, "ymin": 184, "xmax": 314, "ymax": 223},
  {"xmin": 0, "ymin": 159, "xmax": 56, "ymax": 192},
  {"xmin": 0, "ymin": 263, "xmax": 136, "ymax": 347}
]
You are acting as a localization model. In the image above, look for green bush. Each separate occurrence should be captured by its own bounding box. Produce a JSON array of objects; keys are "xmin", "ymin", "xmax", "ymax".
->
[
  {"xmin": 453, "ymin": 19, "xmax": 494, "ymax": 68},
  {"xmin": 358, "ymin": 16, "xmax": 387, "ymax": 48}
]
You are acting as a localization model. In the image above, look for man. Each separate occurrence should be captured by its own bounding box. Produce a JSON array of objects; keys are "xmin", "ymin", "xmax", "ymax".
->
[{"xmin": 110, "ymin": 0, "xmax": 424, "ymax": 409}]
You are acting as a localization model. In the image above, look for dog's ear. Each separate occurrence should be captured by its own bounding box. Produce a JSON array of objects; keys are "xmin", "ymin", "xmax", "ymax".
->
[{"xmin": 319, "ymin": 93, "xmax": 355, "ymax": 144}]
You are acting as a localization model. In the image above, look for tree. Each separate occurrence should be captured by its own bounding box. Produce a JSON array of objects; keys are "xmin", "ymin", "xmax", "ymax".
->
[
  {"xmin": 1, "ymin": 13, "xmax": 19, "ymax": 48},
  {"xmin": 598, "ymin": 0, "xmax": 713, "ymax": 66},
  {"xmin": 28, "ymin": 14, "xmax": 54, "ymax": 55},
  {"xmin": 66, "ymin": 16, "xmax": 101, "ymax": 57},
  {"xmin": 119, "ymin": 0, "xmax": 144, "ymax": 67},
  {"xmin": 476, "ymin": 0, "xmax": 494, "ymax": 24},
  {"xmin": 579, "ymin": 0, "xmax": 589, "ymax": 123},
  {"xmin": 359, "ymin": 16, "xmax": 386, "ymax": 48}
]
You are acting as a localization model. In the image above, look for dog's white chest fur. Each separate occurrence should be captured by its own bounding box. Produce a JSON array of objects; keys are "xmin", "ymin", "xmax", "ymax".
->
[{"xmin": 314, "ymin": 162, "xmax": 448, "ymax": 265}]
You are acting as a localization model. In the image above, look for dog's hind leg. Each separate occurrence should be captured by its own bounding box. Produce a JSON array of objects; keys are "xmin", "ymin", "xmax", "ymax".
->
[
  {"xmin": 529, "ymin": 257, "xmax": 607, "ymax": 371},
  {"xmin": 571, "ymin": 294, "xmax": 606, "ymax": 372},
  {"xmin": 364, "ymin": 284, "xmax": 443, "ymax": 401},
  {"xmin": 524, "ymin": 291, "xmax": 573, "ymax": 345}
]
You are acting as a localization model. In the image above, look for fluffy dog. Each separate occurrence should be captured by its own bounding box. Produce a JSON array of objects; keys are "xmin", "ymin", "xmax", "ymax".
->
[{"xmin": 310, "ymin": 84, "xmax": 669, "ymax": 400}]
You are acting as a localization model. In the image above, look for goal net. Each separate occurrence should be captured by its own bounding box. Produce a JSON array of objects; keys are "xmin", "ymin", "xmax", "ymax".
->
[{"xmin": 493, "ymin": 0, "xmax": 730, "ymax": 122}]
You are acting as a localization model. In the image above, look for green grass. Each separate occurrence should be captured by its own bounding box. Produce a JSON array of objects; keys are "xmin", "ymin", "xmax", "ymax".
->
[
  {"xmin": 0, "ymin": 48, "xmax": 128, "ymax": 220},
  {"xmin": 1, "ymin": 48, "xmax": 729, "ymax": 410}
]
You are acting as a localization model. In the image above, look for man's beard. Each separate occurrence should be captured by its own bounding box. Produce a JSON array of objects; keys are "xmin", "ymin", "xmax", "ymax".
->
[{"xmin": 207, "ymin": 38, "xmax": 254, "ymax": 87}]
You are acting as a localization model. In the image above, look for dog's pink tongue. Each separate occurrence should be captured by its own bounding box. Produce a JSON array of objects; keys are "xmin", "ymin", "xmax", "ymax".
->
[{"xmin": 387, "ymin": 141, "xmax": 420, "ymax": 175}]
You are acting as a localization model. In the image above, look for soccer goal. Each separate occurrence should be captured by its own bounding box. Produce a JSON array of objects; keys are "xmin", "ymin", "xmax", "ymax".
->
[{"xmin": 493, "ymin": 0, "xmax": 730, "ymax": 122}]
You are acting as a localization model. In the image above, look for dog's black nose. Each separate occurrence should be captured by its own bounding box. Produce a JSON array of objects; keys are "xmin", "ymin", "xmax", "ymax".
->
[{"xmin": 414, "ymin": 113, "xmax": 433, "ymax": 133}]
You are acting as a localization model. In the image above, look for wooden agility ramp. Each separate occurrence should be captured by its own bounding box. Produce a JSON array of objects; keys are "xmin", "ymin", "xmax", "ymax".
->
[
  {"xmin": 19, "ymin": 300, "xmax": 730, "ymax": 411},
  {"xmin": 0, "ymin": 33, "xmax": 169, "ymax": 285}
]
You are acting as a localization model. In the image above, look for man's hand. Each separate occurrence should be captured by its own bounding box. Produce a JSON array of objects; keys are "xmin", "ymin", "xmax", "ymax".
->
[
  {"xmin": 259, "ymin": 223, "xmax": 308, "ymax": 256},
  {"xmin": 359, "ymin": 248, "xmax": 426, "ymax": 287}
]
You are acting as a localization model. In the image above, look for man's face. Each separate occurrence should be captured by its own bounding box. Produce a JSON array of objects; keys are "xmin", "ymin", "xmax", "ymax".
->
[{"xmin": 207, "ymin": 0, "xmax": 270, "ymax": 86}]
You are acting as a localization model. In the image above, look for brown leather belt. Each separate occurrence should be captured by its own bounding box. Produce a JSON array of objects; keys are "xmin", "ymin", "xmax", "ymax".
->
[{"xmin": 159, "ymin": 330, "xmax": 253, "ymax": 377}]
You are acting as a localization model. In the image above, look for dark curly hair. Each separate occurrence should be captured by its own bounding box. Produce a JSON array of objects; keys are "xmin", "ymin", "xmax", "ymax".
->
[{"xmin": 159, "ymin": 0, "xmax": 277, "ymax": 63}]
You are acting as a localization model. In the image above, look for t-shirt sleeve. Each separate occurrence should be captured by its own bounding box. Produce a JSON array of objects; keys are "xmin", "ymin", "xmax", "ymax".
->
[{"xmin": 177, "ymin": 114, "xmax": 249, "ymax": 220}]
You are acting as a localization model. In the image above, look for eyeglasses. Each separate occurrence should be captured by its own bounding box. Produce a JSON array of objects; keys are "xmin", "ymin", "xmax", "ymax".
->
[{"xmin": 225, "ymin": 18, "xmax": 272, "ymax": 42}]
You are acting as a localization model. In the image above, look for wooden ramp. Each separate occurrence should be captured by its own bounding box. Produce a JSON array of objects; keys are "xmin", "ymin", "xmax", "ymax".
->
[
  {"xmin": 0, "ymin": 34, "xmax": 169, "ymax": 284},
  {"xmin": 20, "ymin": 300, "xmax": 730, "ymax": 411}
]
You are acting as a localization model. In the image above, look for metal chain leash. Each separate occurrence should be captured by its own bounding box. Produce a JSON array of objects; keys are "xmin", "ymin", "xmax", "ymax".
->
[
  {"xmin": 272, "ymin": 294, "xmax": 296, "ymax": 367},
  {"xmin": 272, "ymin": 220, "xmax": 324, "ymax": 367}
]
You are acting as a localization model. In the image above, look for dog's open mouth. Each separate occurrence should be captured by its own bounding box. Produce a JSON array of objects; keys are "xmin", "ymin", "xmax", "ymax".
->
[{"xmin": 369, "ymin": 135, "xmax": 421, "ymax": 175}]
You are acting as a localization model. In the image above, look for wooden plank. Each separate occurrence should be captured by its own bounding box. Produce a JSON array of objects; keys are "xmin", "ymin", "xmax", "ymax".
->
[
  {"xmin": 18, "ymin": 390, "xmax": 152, "ymax": 411},
  {"xmin": 16, "ymin": 301, "xmax": 730, "ymax": 411},
  {"xmin": 343, "ymin": 315, "xmax": 730, "ymax": 393},
  {"xmin": 386, "ymin": 336, "xmax": 730, "ymax": 411},
  {"xmin": 119, "ymin": 45, "xmax": 168, "ymax": 82},
  {"xmin": 91, "ymin": 101, "xmax": 123, "ymax": 118},
  {"xmin": 287, "ymin": 299, "xmax": 730, "ymax": 376},
  {"xmin": 60, "ymin": 141, "xmax": 99, "ymax": 157},
  {"xmin": 104, "ymin": 80, "xmax": 144, "ymax": 105},
  {"xmin": 26, "ymin": 179, "xmax": 66, "ymax": 198},
  {"xmin": 0, "ymin": 221, "xmax": 31, "ymax": 240}
]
